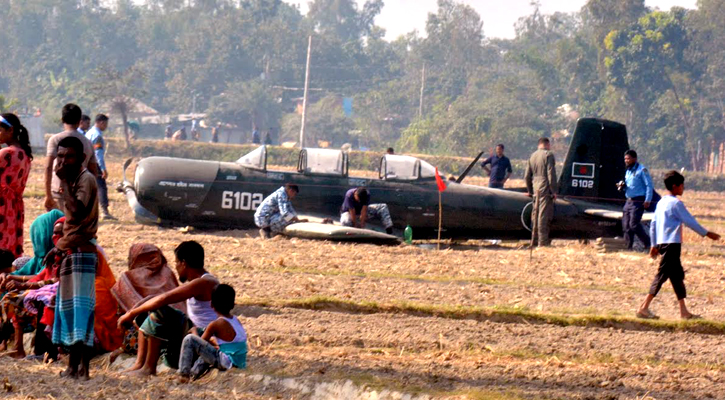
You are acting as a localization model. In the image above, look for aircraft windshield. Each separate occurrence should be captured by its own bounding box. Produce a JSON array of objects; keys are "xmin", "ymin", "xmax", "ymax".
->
[
  {"xmin": 419, "ymin": 159, "xmax": 437, "ymax": 179},
  {"xmin": 381, "ymin": 155, "xmax": 417, "ymax": 180},
  {"xmin": 381, "ymin": 155, "xmax": 439, "ymax": 180},
  {"xmin": 236, "ymin": 146, "xmax": 267, "ymax": 170},
  {"xmin": 300, "ymin": 148, "xmax": 347, "ymax": 176}
]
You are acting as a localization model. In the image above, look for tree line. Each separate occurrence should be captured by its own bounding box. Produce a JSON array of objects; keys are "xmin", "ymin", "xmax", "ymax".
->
[{"xmin": 0, "ymin": 0, "xmax": 723, "ymax": 170}]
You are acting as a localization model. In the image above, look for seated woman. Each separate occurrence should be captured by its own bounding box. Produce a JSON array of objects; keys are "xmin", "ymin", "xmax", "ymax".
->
[
  {"xmin": 11, "ymin": 210, "xmax": 64, "ymax": 277},
  {"xmin": 7, "ymin": 242, "xmax": 65, "ymax": 359},
  {"xmin": 93, "ymin": 247, "xmax": 125, "ymax": 354},
  {"xmin": 108, "ymin": 243, "xmax": 182, "ymax": 363},
  {"xmin": 0, "ymin": 211, "xmax": 64, "ymax": 356},
  {"xmin": 4, "ymin": 218, "xmax": 124, "ymax": 359},
  {"xmin": 29, "ymin": 243, "xmax": 125, "ymax": 357}
]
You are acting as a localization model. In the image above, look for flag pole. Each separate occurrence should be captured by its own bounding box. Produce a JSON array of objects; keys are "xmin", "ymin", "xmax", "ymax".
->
[
  {"xmin": 437, "ymin": 190, "xmax": 442, "ymax": 251},
  {"xmin": 434, "ymin": 167, "xmax": 446, "ymax": 251}
]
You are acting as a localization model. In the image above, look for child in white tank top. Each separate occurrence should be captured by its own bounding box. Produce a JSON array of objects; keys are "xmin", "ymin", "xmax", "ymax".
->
[{"xmin": 178, "ymin": 284, "xmax": 247, "ymax": 382}]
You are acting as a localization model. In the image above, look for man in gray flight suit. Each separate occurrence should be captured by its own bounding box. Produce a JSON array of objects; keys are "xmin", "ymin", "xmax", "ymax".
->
[{"xmin": 525, "ymin": 137, "xmax": 557, "ymax": 247}]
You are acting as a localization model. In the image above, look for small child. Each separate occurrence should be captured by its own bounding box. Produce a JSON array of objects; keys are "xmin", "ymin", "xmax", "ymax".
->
[
  {"xmin": 178, "ymin": 284, "xmax": 247, "ymax": 382},
  {"xmin": 636, "ymin": 171, "xmax": 721, "ymax": 320},
  {"xmin": 0, "ymin": 249, "xmax": 16, "ymax": 350},
  {"xmin": 0, "ymin": 249, "xmax": 15, "ymax": 276}
]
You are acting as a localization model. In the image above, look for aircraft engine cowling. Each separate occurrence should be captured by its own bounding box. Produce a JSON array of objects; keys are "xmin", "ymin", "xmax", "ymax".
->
[{"xmin": 134, "ymin": 157, "xmax": 219, "ymax": 223}]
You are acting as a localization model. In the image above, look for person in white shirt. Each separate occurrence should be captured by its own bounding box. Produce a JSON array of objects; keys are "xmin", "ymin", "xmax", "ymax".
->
[{"xmin": 636, "ymin": 170, "xmax": 720, "ymax": 320}]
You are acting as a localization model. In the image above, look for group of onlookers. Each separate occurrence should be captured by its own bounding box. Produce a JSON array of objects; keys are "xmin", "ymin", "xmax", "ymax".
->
[{"xmin": 0, "ymin": 104, "xmax": 247, "ymax": 382}]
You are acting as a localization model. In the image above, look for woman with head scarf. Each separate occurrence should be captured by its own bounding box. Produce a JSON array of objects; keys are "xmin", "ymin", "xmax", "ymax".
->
[
  {"xmin": 5, "ymin": 210, "xmax": 63, "ymax": 279},
  {"xmin": 22, "ymin": 233, "xmax": 126, "ymax": 359},
  {"xmin": 108, "ymin": 244, "xmax": 182, "ymax": 364},
  {"xmin": 0, "ymin": 216, "xmax": 65, "ymax": 357}
]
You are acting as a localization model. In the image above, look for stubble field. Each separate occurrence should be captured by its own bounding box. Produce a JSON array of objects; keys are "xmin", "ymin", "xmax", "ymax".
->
[{"xmin": 2, "ymin": 153, "xmax": 725, "ymax": 400}]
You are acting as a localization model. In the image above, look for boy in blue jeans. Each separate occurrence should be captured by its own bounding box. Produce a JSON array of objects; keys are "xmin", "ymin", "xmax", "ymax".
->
[
  {"xmin": 178, "ymin": 284, "xmax": 247, "ymax": 383},
  {"xmin": 636, "ymin": 171, "xmax": 721, "ymax": 320}
]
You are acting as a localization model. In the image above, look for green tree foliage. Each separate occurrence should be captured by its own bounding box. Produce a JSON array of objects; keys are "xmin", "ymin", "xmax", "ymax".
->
[
  {"xmin": 207, "ymin": 79, "xmax": 282, "ymax": 133},
  {"xmin": 281, "ymin": 95, "xmax": 355, "ymax": 147},
  {"xmin": 83, "ymin": 64, "xmax": 148, "ymax": 148},
  {"xmin": 0, "ymin": 0, "xmax": 722, "ymax": 171},
  {"xmin": 604, "ymin": 9, "xmax": 699, "ymax": 168}
]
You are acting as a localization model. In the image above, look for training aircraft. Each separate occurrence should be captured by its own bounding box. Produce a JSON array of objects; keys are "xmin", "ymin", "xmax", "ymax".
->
[{"xmin": 121, "ymin": 118, "xmax": 645, "ymax": 240}]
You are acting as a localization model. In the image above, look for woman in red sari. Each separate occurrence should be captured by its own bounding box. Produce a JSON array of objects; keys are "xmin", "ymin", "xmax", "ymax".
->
[{"xmin": 0, "ymin": 113, "xmax": 32, "ymax": 257}]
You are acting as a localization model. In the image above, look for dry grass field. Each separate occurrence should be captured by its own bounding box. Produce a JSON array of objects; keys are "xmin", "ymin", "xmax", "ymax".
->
[{"xmin": 1, "ymin": 152, "xmax": 725, "ymax": 400}]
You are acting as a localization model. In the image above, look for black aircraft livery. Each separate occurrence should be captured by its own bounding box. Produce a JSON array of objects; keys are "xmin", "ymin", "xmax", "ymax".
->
[{"xmin": 122, "ymin": 118, "xmax": 645, "ymax": 240}]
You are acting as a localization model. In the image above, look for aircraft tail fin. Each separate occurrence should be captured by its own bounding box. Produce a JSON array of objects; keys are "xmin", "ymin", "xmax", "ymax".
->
[{"xmin": 558, "ymin": 118, "xmax": 629, "ymax": 205}]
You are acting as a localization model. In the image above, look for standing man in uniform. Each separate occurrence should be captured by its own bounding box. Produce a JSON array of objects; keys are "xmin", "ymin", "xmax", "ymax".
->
[
  {"xmin": 85, "ymin": 114, "xmax": 116, "ymax": 220},
  {"xmin": 481, "ymin": 144, "xmax": 513, "ymax": 189},
  {"xmin": 525, "ymin": 137, "xmax": 557, "ymax": 247},
  {"xmin": 621, "ymin": 150, "xmax": 653, "ymax": 250}
]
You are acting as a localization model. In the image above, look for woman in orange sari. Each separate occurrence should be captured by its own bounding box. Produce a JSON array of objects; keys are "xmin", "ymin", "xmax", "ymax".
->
[{"xmin": 94, "ymin": 249, "xmax": 124, "ymax": 353}]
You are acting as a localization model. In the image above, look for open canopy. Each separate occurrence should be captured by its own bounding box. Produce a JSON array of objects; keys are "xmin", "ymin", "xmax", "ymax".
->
[
  {"xmin": 298, "ymin": 148, "xmax": 348, "ymax": 176},
  {"xmin": 236, "ymin": 145, "xmax": 267, "ymax": 170},
  {"xmin": 379, "ymin": 154, "xmax": 437, "ymax": 181}
]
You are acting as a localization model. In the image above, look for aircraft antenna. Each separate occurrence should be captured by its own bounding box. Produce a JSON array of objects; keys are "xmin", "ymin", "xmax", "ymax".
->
[{"xmin": 456, "ymin": 151, "xmax": 485, "ymax": 184}]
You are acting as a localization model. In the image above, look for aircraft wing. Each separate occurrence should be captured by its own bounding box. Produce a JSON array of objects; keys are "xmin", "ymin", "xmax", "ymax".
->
[
  {"xmin": 284, "ymin": 222, "xmax": 400, "ymax": 245},
  {"xmin": 297, "ymin": 213, "xmax": 338, "ymax": 223},
  {"xmin": 583, "ymin": 209, "xmax": 654, "ymax": 222}
]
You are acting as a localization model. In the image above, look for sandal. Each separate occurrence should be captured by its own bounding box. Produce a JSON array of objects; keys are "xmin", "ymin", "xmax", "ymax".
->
[
  {"xmin": 682, "ymin": 314, "xmax": 702, "ymax": 320},
  {"xmin": 636, "ymin": 310, "xmax": 659, "ymax": 319}
]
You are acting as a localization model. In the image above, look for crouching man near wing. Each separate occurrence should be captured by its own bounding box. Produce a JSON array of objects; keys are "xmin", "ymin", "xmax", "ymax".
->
[
  {"xmin": 340, "ymin": 187, "xmax": 394, "ymax": 235},
  {"xmin": 254, "ymin": 183, "xmax": 306, "ymax": 239}
]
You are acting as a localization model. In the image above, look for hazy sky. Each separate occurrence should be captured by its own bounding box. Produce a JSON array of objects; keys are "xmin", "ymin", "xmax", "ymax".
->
[{"xmin": 283, "ymin": 0, "xmax": 698, "ymax": 40}]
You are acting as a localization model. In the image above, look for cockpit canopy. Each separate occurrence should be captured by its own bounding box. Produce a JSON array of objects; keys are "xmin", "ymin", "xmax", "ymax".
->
[
  {"xmin": 237, "ymin": 146, "xmax": 440, "ymax": 181},
  {"xmin": 379, "ymin": 155, "xmax": 437, "ymax": 181},
  {"xmin": 297, "ymin": 148, "xmax": 348, "ymax": 177},
  {"xmin": 236, "ymin": 145, "xmax": 267, "ymax": 170}
]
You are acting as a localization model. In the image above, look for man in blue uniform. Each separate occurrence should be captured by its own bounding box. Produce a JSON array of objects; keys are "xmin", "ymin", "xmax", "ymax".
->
[
  {"xmin": 481, "ymin": 144, "xmax": 512, "ymax": 189},
  {"xmin": 621, "ymin": 150, "xmax": 653, "ymax": 250},
  {"xmin": 340, "ymin": 187, "xmax": 394, "ymax": 234},
  {"xmin": 254, "ymin": 184, "xmax": 304, "ymax": 238},
  {"xmin": 85, "ymin": 114, "xmax": 115, "ymax": 220}
]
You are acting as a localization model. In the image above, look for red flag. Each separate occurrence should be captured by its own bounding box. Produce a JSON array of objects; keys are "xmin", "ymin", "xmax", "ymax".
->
[{"xmin": 435, "ymin": 167, "xmax": 447, "ymax": 192}]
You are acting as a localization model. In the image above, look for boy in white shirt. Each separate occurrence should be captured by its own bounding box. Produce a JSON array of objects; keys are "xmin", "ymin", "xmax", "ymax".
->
[{"xmin": 636, "ymin": 171, "xmax": 720, "ymax": 320}]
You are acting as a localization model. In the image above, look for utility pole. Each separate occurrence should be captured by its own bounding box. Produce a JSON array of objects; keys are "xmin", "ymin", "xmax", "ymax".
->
[
  {"xmin": 299, "ymin": 35, "xmax": 312, "ymax": 148},
  {"xmin": 418, "ymin": 64, "xmax": 426, "ymax": 118}
]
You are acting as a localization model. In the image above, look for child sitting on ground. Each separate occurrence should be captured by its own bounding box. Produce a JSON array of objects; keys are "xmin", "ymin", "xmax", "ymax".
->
[
  {"xmin": 0, "ymin": 249, "xmax": 17, "ymax": 350},
  {"xmin": 0, "ymin": 248, "xmax": 17, "ymax": 284},
  {"xmin": 178, "ymin": 284, "xmax": 247, "ymax": 382},
  {"xmin": 636, "ymin": 170, "xmax": 721, "ymax": 320}
]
